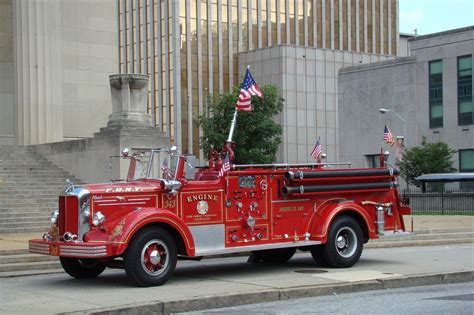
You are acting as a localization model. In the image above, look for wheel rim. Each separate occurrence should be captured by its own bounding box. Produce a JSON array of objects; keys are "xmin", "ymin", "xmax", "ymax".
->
[
  {"xmin": 141, "ymin": 239, "xmax": 169, "ymax": 276},
  {"xmin": 334, "ymin": 226, "xmax": 358, "ymax": 258}
]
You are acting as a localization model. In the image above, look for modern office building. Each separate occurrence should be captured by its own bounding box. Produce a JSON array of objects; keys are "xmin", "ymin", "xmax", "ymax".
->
[
  {"xmin": 338, "ymin": 27, "xmax": 473, "ymax": 177},
  {"xmin": 118, "ymin": 0, "xmax": 400, "ymax": 162}
]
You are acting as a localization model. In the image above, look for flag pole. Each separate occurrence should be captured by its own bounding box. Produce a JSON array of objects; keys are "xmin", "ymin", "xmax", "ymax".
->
[{"xmin": 227, "ymin": 65, "xmax": 250, "ymax": 143}]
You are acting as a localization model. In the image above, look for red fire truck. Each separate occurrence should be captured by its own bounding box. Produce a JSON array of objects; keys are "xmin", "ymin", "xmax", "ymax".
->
[{"xmin": 29, "ymin": 144, "xmax": 410, "ymax": 286}]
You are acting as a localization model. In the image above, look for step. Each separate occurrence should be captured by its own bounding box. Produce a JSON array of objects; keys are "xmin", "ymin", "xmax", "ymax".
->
[
  {"xmin": 366, "ymin": 238, "xmax": 474, "ymax": 249},
  {"xmin": 0, "ymin": 249, "xmax": 29, "ymax": 256},
  {"xmin": 0, "ymin": 268, "xmax": 64, "ymax": 278},
  {"xmin": 0, "ymin": 226, "xmax": 51, "ymax": 234},
  {"xmin": 375, "ymin": 231, "xmax": 474, "ymax": 241},
  {"xmin": 0, "ymin": 217, "xmax": 50, "ymax": 224},
  {"xmin": 0, "ymin": 212, "xmax": 51, "ymax": 219},
  {"xmin": 0, "ymin": 253, "xmax": 58, "ymax": 264},
  {"xmin": 0, "ymin": 221, "xmax": 51, "ymax": 229},
  {"xmin": 0, "ymin": 207, "xmax": 55, "ymax": 213},
  {"xmin": 0, "ymin": 260, "xmax": 61, "ymax": 273}
]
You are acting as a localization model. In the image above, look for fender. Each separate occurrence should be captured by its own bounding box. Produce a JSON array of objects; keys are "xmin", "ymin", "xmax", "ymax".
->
[
  {"xmin": 110, "ymin": 208, "xmax": 196, "ymax": 256},
  {"xmin": 309, "ymin": 201, "xmax": 377, "ymax": 243}
]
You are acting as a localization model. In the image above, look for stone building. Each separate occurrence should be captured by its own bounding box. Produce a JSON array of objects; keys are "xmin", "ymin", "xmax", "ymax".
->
[
  {"xmin": 338, "ymin": 26, "xmax": 473, "ymax": 176},
  {"xmin": 1, "ymin": 0, "xmax": 405, "ymax": 166},
  {"xmin": 0, "ymin": 0, "xmax": 117, "ymax": 145}
]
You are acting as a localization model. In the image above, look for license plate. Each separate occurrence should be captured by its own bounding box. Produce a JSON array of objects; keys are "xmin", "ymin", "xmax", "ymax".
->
[{"xmin": 49, "ymin": 245, "xmax": 60, "ymax": 256}]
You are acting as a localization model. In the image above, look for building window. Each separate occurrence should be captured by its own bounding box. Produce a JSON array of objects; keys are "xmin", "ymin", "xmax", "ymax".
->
[
  {"xmin": 458, "ymin": 55, "xmax": 473, "ymax": 125},
  {"xmin": 366, "ymin": 154, "xmax": 381, "ymax": 168},
  {"xmin": 429, "ymin": 60, "xmax": 443, "ymax": 128},
  {"xmin": 459, "ymin": 149, "xmax": 474, "ymax": 172},
  {"xmin": 459, "ymin": 149, "xmax": 474, "ymax": 190}
]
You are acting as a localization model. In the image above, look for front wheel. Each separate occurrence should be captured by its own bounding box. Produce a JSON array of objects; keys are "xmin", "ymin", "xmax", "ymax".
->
[
  {"xmin": 311, "ymin": 215, "xmax": 363, "ymax": 268},
  {"xmin": 60, "ymin": 257, "xmax": 106, "ymax": 279},
  {"xmin": 124, "ymin": 227, "xmax": 177, "ymax": 287}
]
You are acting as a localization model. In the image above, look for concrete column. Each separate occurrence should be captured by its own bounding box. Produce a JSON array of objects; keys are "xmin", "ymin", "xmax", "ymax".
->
[{"xmin": 13, "ymin": 0, "xmax": 63, "ymax": 145}]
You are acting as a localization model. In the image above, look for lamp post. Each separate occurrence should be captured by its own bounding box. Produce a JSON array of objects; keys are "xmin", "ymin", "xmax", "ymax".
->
[{"xmin": 379, "ymin": 108, "xmax": 407, "ymax": 146}]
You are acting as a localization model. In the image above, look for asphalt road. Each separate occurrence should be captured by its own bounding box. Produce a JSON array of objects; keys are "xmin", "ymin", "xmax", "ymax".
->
[
  {"xmin": 184, "ymin": 282, "xmax": 474, "ymax": 315},
  {"xmin": 0, "ymin": 244, "xmax": 473, "ymax": 314}
]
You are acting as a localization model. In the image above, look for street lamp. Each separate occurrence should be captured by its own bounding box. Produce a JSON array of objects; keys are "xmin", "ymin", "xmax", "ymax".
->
[{"xmin": 379, "ymin": 108, "xmax": 407, "ymax": 146}]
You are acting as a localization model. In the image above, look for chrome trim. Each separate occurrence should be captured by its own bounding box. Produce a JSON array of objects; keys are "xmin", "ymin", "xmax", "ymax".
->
[
  {"xmin": 194, "ymin": 240, "xmax": 322, "ymax": 256},
  {"xmin": 61, "ymin": 252, "xmax": 108, "ymax": 258}
]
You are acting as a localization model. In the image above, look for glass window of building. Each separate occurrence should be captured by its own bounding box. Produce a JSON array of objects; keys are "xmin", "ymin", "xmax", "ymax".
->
[
  {"xmin": 458, "ymin": 55, "xmax": 473, "ymax": 126},
  {"xmin": 429, "ymin": 60, "xmax": 443, "ymax": 128},
  {"xmin": 459, "ymin": 149, "xmax": 474, "ymax": 191}
]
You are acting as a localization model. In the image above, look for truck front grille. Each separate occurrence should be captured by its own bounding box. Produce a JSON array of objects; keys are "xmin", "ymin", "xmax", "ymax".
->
[{"xmin": 59, "ymin": 195, "xmax": 79, "ymax": 236}]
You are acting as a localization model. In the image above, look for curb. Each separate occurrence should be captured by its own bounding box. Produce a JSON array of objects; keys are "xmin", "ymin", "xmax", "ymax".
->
[{"xmin": 61, "ymin": 270, "xmax": 474, "ymax": 315}]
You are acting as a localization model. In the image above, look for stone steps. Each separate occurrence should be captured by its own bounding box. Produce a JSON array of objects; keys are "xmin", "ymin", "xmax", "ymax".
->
[{"xmin": 0, "ymin": 145, "xmax": 82, "ymax": 234}]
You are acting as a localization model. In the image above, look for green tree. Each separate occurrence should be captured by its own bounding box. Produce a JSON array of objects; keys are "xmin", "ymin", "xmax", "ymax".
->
[
  {"xmin": 199, "ymin": 85, "xmax": 284, "ymax": 164},
  {"xmin": 397, "ymin": 136, "xmax": 457, "ymax": 187}
]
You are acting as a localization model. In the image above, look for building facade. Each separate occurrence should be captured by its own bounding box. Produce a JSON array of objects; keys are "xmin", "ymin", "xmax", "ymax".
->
[
  {"xmin": 0, "ymin": 0, "xmax": 117, "ymax": 145},
  {"xmin": 338, "ymin": 27, "xmax": 473, "ymax": 178},
  {"xmin": 118, "ymin": 0, "xmax": 400, "ymax": 161}
]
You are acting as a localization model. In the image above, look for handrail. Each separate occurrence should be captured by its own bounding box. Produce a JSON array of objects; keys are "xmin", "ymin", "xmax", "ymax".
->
[{"xmin": 232, "ymin": 162, "xmax": 352, "ymax": 170}]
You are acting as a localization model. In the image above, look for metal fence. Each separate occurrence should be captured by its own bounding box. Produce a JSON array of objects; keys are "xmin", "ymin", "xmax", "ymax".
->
[{"xmin": 402, "ymin": 189, "xmax": 474, "ymax": 215}]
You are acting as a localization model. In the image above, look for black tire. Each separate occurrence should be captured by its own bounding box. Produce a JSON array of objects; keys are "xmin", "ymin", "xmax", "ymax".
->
[
  {"xmin": 250, "ymin": 248, "xmax": 296, "ymax": 263},
  {"xmin": 124, "ymin": 227, "xmax": 177, "ymax": 287},
  {"xmin": 311, "ymin": 215, "xmax": 363, "ymax": 268},
  {"xmin": 309, "ymin": 245, "xmax": 329, "ymax": 267},
  {"xmin": 60, "ymin": 257, "xmax": 106, "ymax": 279}
]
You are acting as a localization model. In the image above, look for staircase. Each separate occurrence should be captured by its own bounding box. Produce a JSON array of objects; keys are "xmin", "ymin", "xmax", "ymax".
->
[{"xmin": 0, "ymin": 145, "xmax": 83, "ymax": 234}]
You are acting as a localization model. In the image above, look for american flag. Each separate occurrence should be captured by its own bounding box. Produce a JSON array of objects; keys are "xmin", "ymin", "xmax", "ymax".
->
[
  {"xmin": 383, "ymin": 125, "xmax": 395, "ymax": 146},
  {"xmin": 161, "ymin": 158, "xmax": 174, "ymax": 179},
  {"xmin": 311, "ymin": 138, "xmax": 323, "ymax": 160},
  {"xmin": 219, "ymin": 154, "xmax": 231, "ymax": 177},
  {"xmin": 236, "ymin": 68, "xmax": 263, "ymax": 112}
]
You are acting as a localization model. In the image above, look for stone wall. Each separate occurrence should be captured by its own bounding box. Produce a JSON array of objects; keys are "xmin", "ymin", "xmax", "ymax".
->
[{"xmin": 239, "ymin": 45, "xmax": 392, "ymax": 164}]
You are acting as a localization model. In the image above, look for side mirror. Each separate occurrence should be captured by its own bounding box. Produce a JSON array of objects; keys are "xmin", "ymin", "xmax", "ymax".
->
[{"xmin": 384, "ymin": 150, "xmax": 390, "ymax": 163}]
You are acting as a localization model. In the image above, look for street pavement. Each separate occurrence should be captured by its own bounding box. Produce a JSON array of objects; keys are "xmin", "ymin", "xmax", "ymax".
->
[
  {"xmin": 0, "ymin": 215, "xmax": 472, "ymax": 314},
  {"xmin": 0, "ymin": 244, "xmax": 472, "ymax": 314}
]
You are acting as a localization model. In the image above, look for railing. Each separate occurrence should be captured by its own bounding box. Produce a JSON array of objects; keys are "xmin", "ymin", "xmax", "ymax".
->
[{"xmin": 402, "ymin": 189, "xmax": 474, "ymax": 215}]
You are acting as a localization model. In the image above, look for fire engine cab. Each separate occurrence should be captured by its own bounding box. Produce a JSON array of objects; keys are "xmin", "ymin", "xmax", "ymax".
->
[{"xmin": 29, "ymin": 144, "xmax": 411, "ymax": 287}]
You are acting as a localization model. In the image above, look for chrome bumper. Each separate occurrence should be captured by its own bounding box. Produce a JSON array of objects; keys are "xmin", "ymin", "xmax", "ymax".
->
[{"xmin": 29, "ymin": 239, "xmax": 112, "ymax": 258}]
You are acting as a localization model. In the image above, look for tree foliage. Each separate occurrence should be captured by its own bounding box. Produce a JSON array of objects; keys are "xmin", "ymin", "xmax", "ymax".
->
[
  {"xmin": 397, "ymin": 136, "xmax": 457, "ymax": 186},
  {"xmin": 198, "ymin": 85, "xmax": 284, "ymax": 164}
]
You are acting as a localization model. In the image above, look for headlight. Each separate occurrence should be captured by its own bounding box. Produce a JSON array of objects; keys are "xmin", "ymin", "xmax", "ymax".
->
[
  {"xmin": 51, "ymin": 209, "xmax": 59, "ymax": 224},
  {"xmin": 92, "ymin": 211, "xmax": 106, "ymax": 227}
]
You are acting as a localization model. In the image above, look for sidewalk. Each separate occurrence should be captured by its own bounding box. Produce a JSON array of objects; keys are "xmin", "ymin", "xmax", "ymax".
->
[{"xmin": 1, "ymin": 215, "xmax": 473, "ymax": 252}]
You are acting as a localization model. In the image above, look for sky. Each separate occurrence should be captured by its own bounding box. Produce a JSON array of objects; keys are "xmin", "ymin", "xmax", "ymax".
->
[{"xmin": 399, "ymin": 0, "xmax": 473, "ymax": 35}]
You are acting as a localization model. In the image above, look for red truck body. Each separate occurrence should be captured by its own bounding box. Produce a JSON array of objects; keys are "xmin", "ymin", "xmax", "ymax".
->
[{"xmin": 30, "ymin": 147, "xmax": 410, "ymax": 286}]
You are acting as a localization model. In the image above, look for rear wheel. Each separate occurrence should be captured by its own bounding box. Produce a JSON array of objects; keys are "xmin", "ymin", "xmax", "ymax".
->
[
  {"xmin": 124, "ymin": 227, "xmax": 177, "ymax": 287},
  {"xmin": 311, "ymin": 215, "xmax": 363, "ymax": 268},
  {"xmin": 249, "ymin": 248, "xmax": 296, "ymax": 263},
  {"xmin": 60, "ymin": 257, "xmax": 106, "ymax": 279}
]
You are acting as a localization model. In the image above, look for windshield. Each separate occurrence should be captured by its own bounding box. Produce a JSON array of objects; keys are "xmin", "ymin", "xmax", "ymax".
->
[{"xmin": 127, "ymin": 149, "xmax": 178, "ymax": 181}]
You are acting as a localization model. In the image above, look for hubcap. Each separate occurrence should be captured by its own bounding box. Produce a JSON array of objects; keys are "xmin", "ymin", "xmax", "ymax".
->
[
  {"xmin": 141, "ymin": 239, "xmax": 169, "ymax": 276},
  {"xmin": 334, "ymin": 227, "xmax": 357, "ymax": 258}
]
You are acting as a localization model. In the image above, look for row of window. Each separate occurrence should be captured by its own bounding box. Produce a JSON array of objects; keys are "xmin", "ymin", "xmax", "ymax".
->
[
  {"xmin": 366, "ymin": 149, "xmax": 474, "ymax": 172},
  {"xmin": 429, "ymin": 55, "xmax": 473, "ymax": 128}
]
